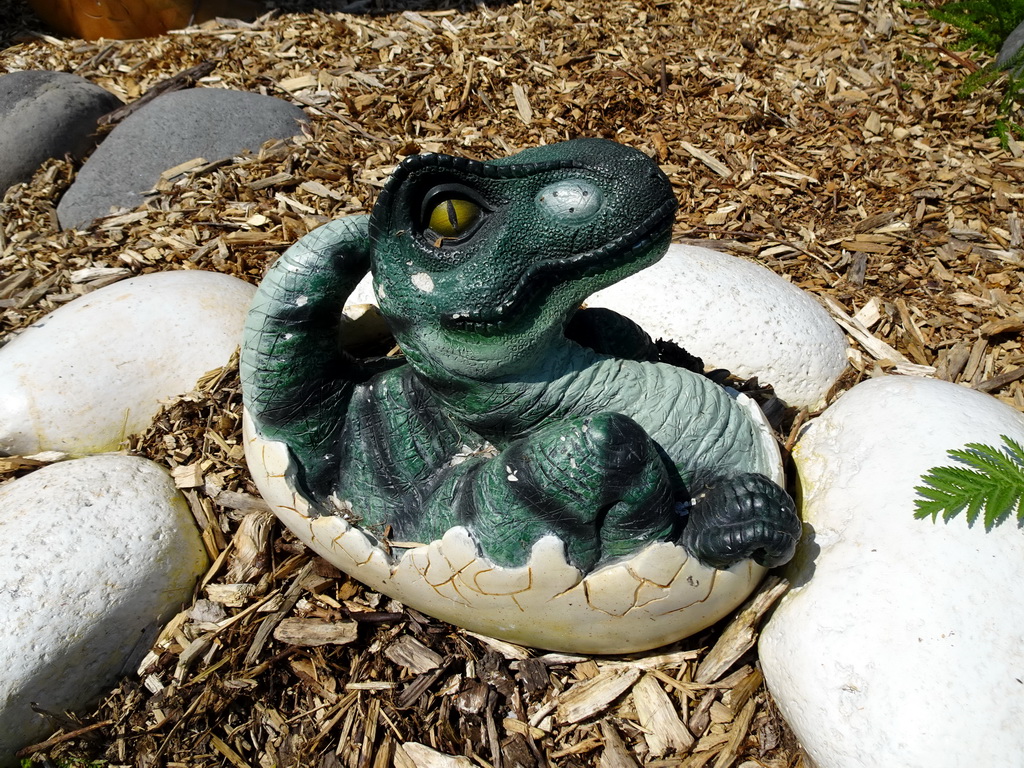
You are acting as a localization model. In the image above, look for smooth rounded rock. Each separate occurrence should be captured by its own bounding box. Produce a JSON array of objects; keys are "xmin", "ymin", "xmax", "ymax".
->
[
  {"xmin": 760, "ymin": 376, "xmax": 1024, "ymax": 768},
  {"xmin": 585, "ymin": 244, "xmax": 848, "ymax": 409},
  {"xmin": 57, "ymin": 88, "xmax": 307, "ymax": 229},
  {"xmin": 0, "ymin": 454, "xmax": 207, "ymax": 762},
  {"xmin": 0, "ymin": 270, "xmax": 255, "ymax": 456},
  {"xmin": 0, "ymin": 70, "xmax": 122, "ymax": 194},
  {"xmin": 346, "ymin": 272, "xmax": 377, "ymax": 306}
]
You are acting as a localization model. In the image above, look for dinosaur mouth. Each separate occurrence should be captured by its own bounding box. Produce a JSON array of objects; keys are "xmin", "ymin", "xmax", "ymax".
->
[{"xmin": 438, "ymin": 198, "xmax": 676, "ymax": 337}]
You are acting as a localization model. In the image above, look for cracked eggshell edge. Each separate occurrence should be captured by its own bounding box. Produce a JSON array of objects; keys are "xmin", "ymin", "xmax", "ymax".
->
[{"xmin": 243, "ymin": 408, "xmax": 779, "ymax": 654}]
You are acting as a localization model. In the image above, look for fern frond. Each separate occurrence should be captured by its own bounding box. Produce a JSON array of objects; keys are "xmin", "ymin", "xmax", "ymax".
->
[
  {"xmin": 959, "ymin": 64, "xmax": 1007, "ymax": 97},
  {"xmin": 949, "ymin": 442, "xmax": 1020, "ymax": 475},
  {"xmin": 1003, "ymin": 435, "xmax": 1024, "ymax": 463},
  {"xmin": 913, "ymin": 435, "xmax": 1024, "ymax": 529},
  {"xmin": 929, "ymin": 0, "xmax": 1024, "ymax": 53},
  {"xmin": 927, "ymin": 0, "xmax": 1024, "ymax": 145}
]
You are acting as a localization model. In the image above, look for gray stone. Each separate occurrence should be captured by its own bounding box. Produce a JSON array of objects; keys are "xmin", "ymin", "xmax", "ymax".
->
[
  {"xmin": 57, "ymin": 87, "xmax": 307, "ymax": 230},
  {"xmin": 0, "ymin": 70, "xmax": 122, "ymax": 194},
  {"xmin": 996, "ymin": 19, "xmax": 1024, "ymax": 74},
  {"xmin": 0, "ymin": 454, "xmax": 208, "ymax": 764}
]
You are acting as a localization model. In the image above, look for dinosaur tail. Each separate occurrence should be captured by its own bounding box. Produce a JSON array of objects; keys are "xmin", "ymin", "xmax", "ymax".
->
[{"xmin": 240, "ymin": 215, "xmax": 372, "ymax": 499}]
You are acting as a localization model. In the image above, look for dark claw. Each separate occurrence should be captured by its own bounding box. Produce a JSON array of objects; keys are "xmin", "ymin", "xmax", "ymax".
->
[{"xmin": 680, "ymin": 473, "xmax": 801, "ymax": 570}]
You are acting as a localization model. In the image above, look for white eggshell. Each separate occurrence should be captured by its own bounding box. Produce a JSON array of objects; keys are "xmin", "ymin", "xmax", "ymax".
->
[
  {"xmin": 760, "ymin": 376, "xmax": 1024, "ymax": 768},
  {"xmin": 0, "ymin": 271, "xmax": 255, "ymax": 455},
  {"xmin": 243, "ymin": 388, "xmax": 783, "ymax": 654},
  {"xmin": 585, "ymin": 244, "xmax": 848, "ymax": 409},
  {"xmin": 0, "ymin": 454, "xmax": 208, "ymax": 759}
]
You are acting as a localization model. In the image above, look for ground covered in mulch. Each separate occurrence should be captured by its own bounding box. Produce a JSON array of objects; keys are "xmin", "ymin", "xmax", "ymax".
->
[{"xmin": 1, "ymin": 0, "xmax": 1022, "ymax": 764}]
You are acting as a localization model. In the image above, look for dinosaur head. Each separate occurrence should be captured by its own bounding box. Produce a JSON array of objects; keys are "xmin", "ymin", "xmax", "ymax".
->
[{"xmin": 368, "ymin": 138, "xmax": 677, "ymax": 382}]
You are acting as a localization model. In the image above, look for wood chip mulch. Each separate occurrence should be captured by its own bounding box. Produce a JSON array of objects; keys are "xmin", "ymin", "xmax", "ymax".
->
[{"xmin": 1, "ymin": 0, "xmax": 1022, "ymax": 765}]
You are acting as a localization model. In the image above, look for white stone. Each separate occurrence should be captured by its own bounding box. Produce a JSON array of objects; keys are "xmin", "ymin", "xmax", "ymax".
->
[
  {"xmin": 243, "ymin": 387, "xmax": 784, "ymax": 654},
  {"xmin": 349, "ymin": 272, "xmax": 376, "ymax": 305},
  {"xmin": 0, "ymin": 271, "xmax": 255, "ymax": 455},
  {"xmin": 0, "ymin": 454, "xmax": 208, "ymax": 760},
  {"xmin": 760, "ymin": 376, "xmax": 1024, "ymax": 768},
  {"xmin": 585, "ymin": 244, "xmax": 848, "ymax": 409}
]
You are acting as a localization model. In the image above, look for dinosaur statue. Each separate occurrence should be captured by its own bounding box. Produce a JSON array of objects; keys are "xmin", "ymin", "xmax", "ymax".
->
[{"xmin": 240, "ymin": 138, "xmax": 801, "ymax": 651}]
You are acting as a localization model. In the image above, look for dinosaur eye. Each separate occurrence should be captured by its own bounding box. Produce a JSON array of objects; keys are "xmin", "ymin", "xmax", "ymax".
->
[
  {"xmin": 427, "ymin": 198, "xmax": 481, "ymax": 238},
  {"xmin": 420, "ymin": 183, "xmax": 487, "ymax": 243}
]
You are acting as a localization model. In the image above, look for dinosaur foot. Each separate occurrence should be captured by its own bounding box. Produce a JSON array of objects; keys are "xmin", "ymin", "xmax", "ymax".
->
[
  {"xmin": 451, "ymin": 412, "xmax": 677, "ymax": 571},
  {"xmin": 680, "ymin": 473, "xmax": 801, "ymax": 570}
]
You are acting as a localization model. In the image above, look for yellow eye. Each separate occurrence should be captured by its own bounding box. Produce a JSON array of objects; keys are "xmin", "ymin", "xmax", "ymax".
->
[{"xmin": 427, "ymin": 198, "xmax": 481, "ymax": 238}]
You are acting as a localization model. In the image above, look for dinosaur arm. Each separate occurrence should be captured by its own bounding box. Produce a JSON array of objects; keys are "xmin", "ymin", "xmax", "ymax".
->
[
  {"xmin": 537, "ymin": 355, "xmax": 776, "ymax": 487},
  {"xmin": 565, "ymin": 307, "xmax": 659, "ymax": 362},
  {"xmin": 240, "ymin": 215, "xmax": 372, "ymax": 498}
]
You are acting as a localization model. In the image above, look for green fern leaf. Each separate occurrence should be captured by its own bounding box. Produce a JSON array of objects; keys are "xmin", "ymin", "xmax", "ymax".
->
[
  {"xmin": 968, "ymin": 441, "xmax": 1024, "ymax": 478},
  {"xmin": 928, "ymin": 0, "xmax": 1024, "ymax": 146},
  {"xmin": 965, "ymin": 487, "xmax": 986, "ymax": 525},
  {"xmin": 1003, "ymin": 435, "xmax": 1024, "ymax": 463},
  {"xmin": 929, "ymin": 0, "xmax": 1024, "ymax": 53},
  {"xmin": 985, "ymin": 480, "xmax": 1016, "ymax": 527},
  {"xmin": 951, "ymin": 444, "xmax": 1015, "ymax": 481},
  {"xmin": 914, "ymin": 435, "xmax": 1024, "ymax": 529}
]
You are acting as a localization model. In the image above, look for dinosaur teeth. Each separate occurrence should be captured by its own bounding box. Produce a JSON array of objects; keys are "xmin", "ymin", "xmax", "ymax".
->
[{"xmin": 442, "ymin": 314, "xmax": 508, "ymax": 336}]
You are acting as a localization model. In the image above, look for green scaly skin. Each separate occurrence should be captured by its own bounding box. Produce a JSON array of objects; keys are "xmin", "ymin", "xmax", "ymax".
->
[{"xmin": 241, "ymin": 139, "xmax": 800, "ymax": 572}]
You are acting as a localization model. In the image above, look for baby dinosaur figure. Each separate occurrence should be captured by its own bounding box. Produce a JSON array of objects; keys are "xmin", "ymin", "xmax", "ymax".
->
[{"xmin": 241, "ymin": 138, "xmax": 799, "ymax": 574}]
